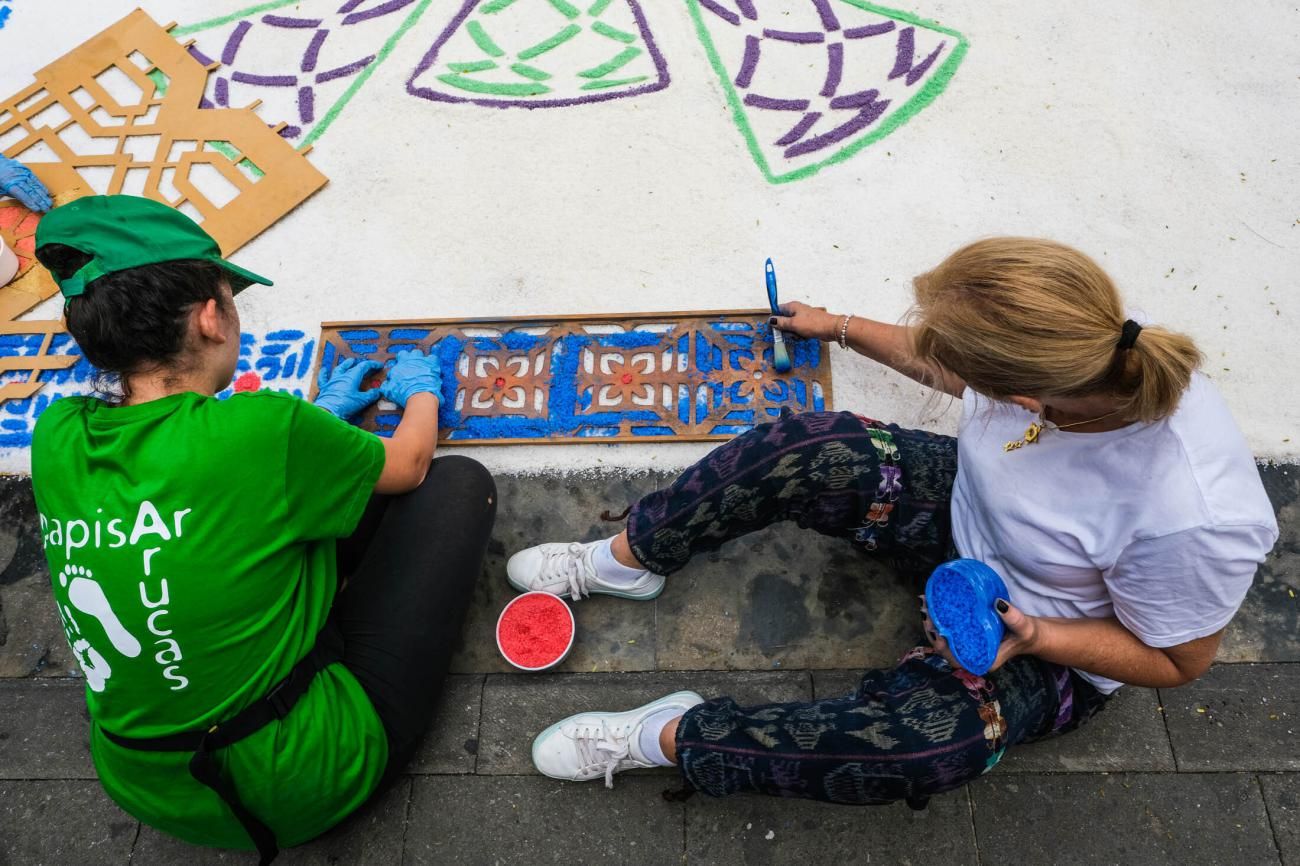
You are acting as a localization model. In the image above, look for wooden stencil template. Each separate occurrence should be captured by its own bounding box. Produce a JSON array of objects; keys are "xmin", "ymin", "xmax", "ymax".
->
[
  {"xmin": 313, "ymin": 311, "xmax": 834, "ymax": 445},
  {"xmin": 0, "ymin": 8, "xmax": 327, "ymax": 256},
  {"xmin": 0, "ymin": 9, "xmax": 328, "ymax": 406}
]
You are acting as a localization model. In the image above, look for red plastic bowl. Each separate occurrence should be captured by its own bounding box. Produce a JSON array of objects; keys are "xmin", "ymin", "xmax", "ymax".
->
[{"xmin": 496, "ymin": 592, "xmax": 575, "ymax": 672}]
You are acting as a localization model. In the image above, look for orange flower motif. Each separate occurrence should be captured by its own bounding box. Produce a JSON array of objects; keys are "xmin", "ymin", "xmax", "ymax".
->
[
  {"xmin": 735, "ymin": 355, "xmax": 767, "ymax": 400},
  {"xmin": 465, "ymin": 352, "xmax": 541, "ymax": 412},
  {"xmin": 597, "ymin": 355, "xmax": 654, "ymax": 405}
]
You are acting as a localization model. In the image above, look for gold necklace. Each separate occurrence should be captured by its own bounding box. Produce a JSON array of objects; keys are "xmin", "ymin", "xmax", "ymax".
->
[{"xmin": 1003, "ymin": 410, "xmax": 1119, "ymax": 452}]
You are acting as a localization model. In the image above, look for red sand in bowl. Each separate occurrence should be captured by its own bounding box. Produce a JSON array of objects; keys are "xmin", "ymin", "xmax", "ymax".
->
[{"xmin": 497, "ymin": 593, "xmax": 574, "ymax": 670}]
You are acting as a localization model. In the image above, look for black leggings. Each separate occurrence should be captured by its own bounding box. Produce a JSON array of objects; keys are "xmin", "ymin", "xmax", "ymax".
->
[{"xmin": 332, "ymin": 455, "xmax": 497, "ymax": 783}]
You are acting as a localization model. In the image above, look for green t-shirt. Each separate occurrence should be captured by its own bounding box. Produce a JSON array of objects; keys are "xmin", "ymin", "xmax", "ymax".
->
[{"xmin": 31, "ymin": 390, "xmax": 388, "ymax": 849}]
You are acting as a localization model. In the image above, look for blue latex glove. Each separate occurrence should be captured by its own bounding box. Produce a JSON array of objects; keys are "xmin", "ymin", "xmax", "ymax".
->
[
  {"xmin": 379, "ymin": 348, "xmax": 442, "ymax": 408},
  {"xmin": 314, "ymin": 357, "xmax": 383, "ymax": 420},
  {"xmin": 0, "ymin": 156, "xmax": 53, "ymax": 212}
]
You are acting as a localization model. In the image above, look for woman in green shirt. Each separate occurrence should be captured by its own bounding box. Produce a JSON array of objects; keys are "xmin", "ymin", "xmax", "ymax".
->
[{"xmin": 31, "ymin": 195, "xmax": 496, "ymax": 863}]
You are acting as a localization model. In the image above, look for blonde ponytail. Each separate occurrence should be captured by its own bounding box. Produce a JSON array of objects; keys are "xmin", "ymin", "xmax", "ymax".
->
[
  {"xmin": 909, "ymin": 238, "xmax": 1203, "ymax": 422},
  {"xmin": 1116, "ymin": 325, "xmax": 1203, "ymax": 422}
]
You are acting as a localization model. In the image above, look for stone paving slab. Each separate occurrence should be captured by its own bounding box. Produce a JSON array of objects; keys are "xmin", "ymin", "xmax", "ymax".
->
[
  {"xmin": 655, "ymin": 527, "xmax": 923, "ymax": 672},
  {"xmin": 1000, "ymin": 686, "xmax": 1176, "ymax": 773},
  {"xmin": 131, "ymin": 778, "xmax": 411, "ymax": 865},
  {"xmin": 811, "ymin": 669, "xmax": 862, "ymax": 700},
  {"xmin": 0, "ymin": 678, "xmax": 94, "ymax": 779},
  {"xmin": 0, "ymin": 575, "xmax": 78, "ymax": 679},
  {"xmin": 407, "ymin": 675, "xmax": 483, "ymax": 775},
  {"xmin": 405, "ymin": 775, "xmax": 683, "ymax": 865},
  {"xmin": 0, "ymin": 780, "xmax": 137, "ymax": 866},
  {"xmin": 1164, "ymin": 663, "xmax": 1300, "ymax": 771},
  {"xmin": 4, "ymin": 465, "xmax": 1298, "ymax": 682},
  {"xmin": 449, "ymin": 473, "xmax": 660, "ymax": 675},
  {"xmin": 477, "ymin": 670, "xmax": 811, "ymax": 775},
  {"xmin": 685, "ymin": 789, "xmax": 977, "ymax": 865},
  {"xmin": 971, "ymin": 772, "xmax": 1280, "ymax": 865},
  {"xmin": 1261, "ymin": 773, "xmax": 1300, "ymax": 866},
  {"xmin": 1220, "ymin": 465, "xmax": 1300, "ymax": 662},
  {"xmin": 0, "ymin": 464, "xmax": 1297, "ymax": 863},
  {"xmin": 0, "ymin": 475, "xmax": 75, "ymax": 679},
  {"xmin": 0, "ymin": 476, "xmax": 43, "ymax": 589}
]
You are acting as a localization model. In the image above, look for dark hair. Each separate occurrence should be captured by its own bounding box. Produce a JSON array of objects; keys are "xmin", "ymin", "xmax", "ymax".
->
[{"xmin": 35, "ymin": 244, "xmax": 230, "ymax": 392}]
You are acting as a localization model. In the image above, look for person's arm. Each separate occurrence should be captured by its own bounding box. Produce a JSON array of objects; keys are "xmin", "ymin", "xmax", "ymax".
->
[
  {"xmin": 771, "ymin": 301, "xmax": 966, "ymax": 397},
  {"xmin": 1005, "ymin": 523, "xmax": 1276, "ymax": 687},
  {"xmin": 923, "ymin": 600, "xmax": 1219, "ymax": 688},
  {"xmin": 375, "ymin": 393, "xmax": 437, "ymax": 494},
  {"xmin": 373, "ymin": 348, "xmax": 445, "ymax": 494},
  {"xmin": 992, "ymin": 605, "xmax": 1220, "ymax": 688}
]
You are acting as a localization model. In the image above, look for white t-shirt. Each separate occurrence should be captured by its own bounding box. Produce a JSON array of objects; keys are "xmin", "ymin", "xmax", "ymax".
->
[{"xmin": 951, "ymin": 373, "xmax": 1278, "ymax": 694}]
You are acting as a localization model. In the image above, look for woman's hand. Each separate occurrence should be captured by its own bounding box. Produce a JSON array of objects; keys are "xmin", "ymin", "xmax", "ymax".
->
[
  {"xmin": 920, "ymin": 596, "xmax": 961, "ymax": 670},
  {"xmin": 988, "ymin": 599, "xmax": 1043, "ymax": 672},
  {"xmin": 770, "ymin": 301, "xmax": 841, "ymax": 342},
  {"xmin": 922, "ymin": 596, "xmax": 1044, "ymax": 673},
  {"xmin": 379, "ymin": 348, "xmax": 443, "ymax": 408},
  {"xmin": 313, "ymin": 357, "xmax": 383, "ymax": 421}
]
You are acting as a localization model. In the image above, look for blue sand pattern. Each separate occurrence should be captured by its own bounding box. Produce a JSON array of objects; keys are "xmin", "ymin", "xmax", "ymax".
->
[
  {"xmin": 318, "ymin": 314, "xmax": 831, "ymax": 444},
  {"xmin": 925, "ymin": 559, "xmax": 1009, "ymax": 675}
]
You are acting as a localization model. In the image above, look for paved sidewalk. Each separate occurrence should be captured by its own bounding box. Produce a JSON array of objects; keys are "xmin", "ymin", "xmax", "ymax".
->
[{"xmin": 1, "ymin": 466, "xmax": 1297, "ymax": 865}]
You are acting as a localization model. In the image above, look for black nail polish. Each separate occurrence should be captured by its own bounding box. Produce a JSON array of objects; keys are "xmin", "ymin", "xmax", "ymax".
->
[
  {"xmin": 996, "ymin": 599, "xmax": 1009, "ymax": 613},
  {"xmin": 768, "ymin": 317, "xmax": 777, "ymax": 325}
]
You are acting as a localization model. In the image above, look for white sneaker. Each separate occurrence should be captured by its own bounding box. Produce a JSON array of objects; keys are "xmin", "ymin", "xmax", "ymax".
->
[
  {"xmin": 532, "ymin": 690, "xmax": 704, "ymax": 788},
  {"xmin": 506, "ymin": 541, "xmax": 666, "ymax": 601}
]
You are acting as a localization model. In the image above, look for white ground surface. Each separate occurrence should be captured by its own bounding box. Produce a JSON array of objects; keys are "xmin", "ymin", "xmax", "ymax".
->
[{"xmin": 1, "ymin": 1, "xmax": 1296, "ymax": 474}]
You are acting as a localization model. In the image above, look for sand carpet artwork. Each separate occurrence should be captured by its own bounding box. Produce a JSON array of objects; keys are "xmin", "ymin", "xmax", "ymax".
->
[
  {"xmin": 687, "ymin": 0, "xmax": 967, "ymax": 183},
  {"xmin": 0, "ymin": 9, "xmax": 327, "ymax": 406},
  {"xmin": 313, "ymin": 311, "xmax": 833, "ymax": 444},
  {"xmin": 407, "ymin": 0, "xmax": 670, "ymax": 108},
  {"xmin": 176, "ymin": 0, "xmax": 433, "ymax": 147}
]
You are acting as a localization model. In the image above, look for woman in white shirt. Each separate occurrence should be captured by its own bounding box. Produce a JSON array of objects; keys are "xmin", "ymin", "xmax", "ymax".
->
[{"xmin": 506, "ymin": 238, "xmax": 1278, "ymax": 805}]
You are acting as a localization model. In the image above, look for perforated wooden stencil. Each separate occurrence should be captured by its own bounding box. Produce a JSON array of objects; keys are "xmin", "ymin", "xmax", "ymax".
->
[
  {"xmin": 313, "ymin": 311, "xmax": 834, "ymax": 445},
  {"xmin": 0, "ymin": 9, "xmax": 327, "ymax": 405},
  {"xmin": 0, "ymin": 8, "xmax": 327, "ymax": 256}
]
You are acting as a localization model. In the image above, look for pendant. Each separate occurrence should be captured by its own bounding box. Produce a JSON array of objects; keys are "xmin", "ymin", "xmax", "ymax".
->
[{"xmin": 1003, "ymin": 422, "xmax": 1043, "ymax": 453}]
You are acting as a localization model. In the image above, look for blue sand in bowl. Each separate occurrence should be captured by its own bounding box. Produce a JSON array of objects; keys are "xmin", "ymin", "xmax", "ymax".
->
[{"xmin": 925, "ymin": 559, "xmax": 1010, "ymax": 676}]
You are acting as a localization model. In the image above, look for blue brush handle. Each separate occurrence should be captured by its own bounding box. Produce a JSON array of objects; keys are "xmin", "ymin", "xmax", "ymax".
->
[{"xmin": 765, "ymin": 258, "xmax": 781, "ymax": 315}]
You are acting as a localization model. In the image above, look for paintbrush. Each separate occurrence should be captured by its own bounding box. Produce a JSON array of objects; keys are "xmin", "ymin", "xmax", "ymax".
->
[{"xmin": 765, "ymin": 258, "xmax": 793, "ymax": 373}]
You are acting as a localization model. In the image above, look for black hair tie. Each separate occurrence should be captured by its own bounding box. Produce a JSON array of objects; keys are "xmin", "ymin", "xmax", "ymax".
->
[{"xmin": 1117, "ymin": 319, "xmax": 1143, "ymax": 351}]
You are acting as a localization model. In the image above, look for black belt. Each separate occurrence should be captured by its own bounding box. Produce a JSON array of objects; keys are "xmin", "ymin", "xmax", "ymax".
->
[{"xmin": 100, "ymin": 623, "xmax": 344, "ymax": 866}]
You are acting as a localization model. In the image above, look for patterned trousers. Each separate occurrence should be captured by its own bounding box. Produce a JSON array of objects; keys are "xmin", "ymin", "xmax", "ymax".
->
[{"xmin": 626, "ymin": 411, "xmax": 1109, "ymax": 804}]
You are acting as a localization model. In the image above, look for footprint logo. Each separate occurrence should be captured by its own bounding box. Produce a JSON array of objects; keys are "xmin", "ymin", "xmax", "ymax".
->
[{"xmin": 57, "ymin": 564, "xmax": 141, "ymax": 693}]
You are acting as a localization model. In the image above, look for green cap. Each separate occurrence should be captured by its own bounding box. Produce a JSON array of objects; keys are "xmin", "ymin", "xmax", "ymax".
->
[{"xmin": 34, "ymin": 195, "xmax": 273, "ymax": 299}]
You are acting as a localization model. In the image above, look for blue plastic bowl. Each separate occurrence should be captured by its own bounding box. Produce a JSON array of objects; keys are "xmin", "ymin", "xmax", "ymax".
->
[{"xmin": 924, "ymin": 559, "xmax": 1010, "ymax": 675}]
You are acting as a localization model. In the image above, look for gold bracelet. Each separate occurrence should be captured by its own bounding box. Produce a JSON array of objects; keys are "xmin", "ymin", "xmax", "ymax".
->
[{"xmin": 838, "ymin": 314, "xmax": 852, "ymax": 349}]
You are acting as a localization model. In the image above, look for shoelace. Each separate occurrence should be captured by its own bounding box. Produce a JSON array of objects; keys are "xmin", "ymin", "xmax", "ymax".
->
[
  {"xmin": 539, "ymin": 542, "xmax": 593, "ymax": 599},
  {"xmin": 572, "ymin": 723, "xmax": 633, "ymax": 789}
]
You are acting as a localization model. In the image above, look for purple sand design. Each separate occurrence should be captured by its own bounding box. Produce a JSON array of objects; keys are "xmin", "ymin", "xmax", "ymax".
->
[
  {"xmin": 706, "ymin": 5, "xmax": 938, "ymax": 160},
  {"xmin": 690, "ymin": 0, "xmax": 967, "ymax": 182},
  {"xmin": 182, "ymin": 0, "xmax": 419, "ymax": 142},
  {"xmin": 405, "ymin": 0, "xmax": 670, "ymax": 109}
]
